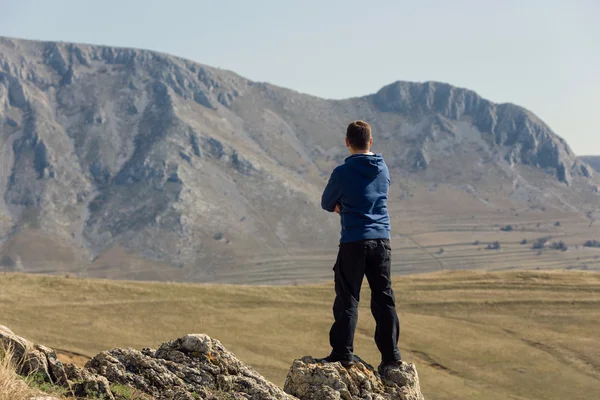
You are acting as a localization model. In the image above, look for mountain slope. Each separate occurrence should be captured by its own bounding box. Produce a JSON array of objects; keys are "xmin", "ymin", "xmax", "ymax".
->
[
  {"xmin": 1, "ymin": 36, "xmax": 599, "ymax": 282},
  {"xmin": 580, "ymin": 156, "xmax": 600, "ymax": 172}
]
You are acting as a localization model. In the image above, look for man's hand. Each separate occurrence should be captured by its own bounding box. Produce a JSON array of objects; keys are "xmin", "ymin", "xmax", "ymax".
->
[{"xmin": 334, "ymin": 203, "xmax": 341, "ymax": 214}]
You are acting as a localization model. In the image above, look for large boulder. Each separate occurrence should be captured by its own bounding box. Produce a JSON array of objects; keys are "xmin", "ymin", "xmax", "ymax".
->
[
  {"xmin": 284, "ymin": 356, "xmax": 424, "ymax": 400},
  {"xmin": 85, "ymin": 334, "xmax": 295, "ymax": 400}
]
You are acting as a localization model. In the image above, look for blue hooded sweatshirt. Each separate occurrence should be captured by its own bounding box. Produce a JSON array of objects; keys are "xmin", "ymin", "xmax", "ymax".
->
[{"xmin": 321, "ymin": 153, "xmax": 391, "ymax": 243}]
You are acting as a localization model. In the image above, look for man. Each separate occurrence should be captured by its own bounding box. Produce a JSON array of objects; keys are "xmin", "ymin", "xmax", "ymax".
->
[{"xmin": 318, "ymin": 120, "xmax": 401, "ymax": 372}]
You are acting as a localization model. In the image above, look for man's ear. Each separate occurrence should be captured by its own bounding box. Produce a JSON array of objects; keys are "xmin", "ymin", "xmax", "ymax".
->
[
  {"xmin": 345, "ymin": 138, "xmax": 350, "ymax": 148},
  {"xmin": 369, "ymin": 137, "xmax": 373, "ymax": 147}
]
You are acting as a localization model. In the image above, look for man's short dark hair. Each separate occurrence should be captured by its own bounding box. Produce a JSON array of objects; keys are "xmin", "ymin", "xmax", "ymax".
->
[{"xmin": 346, "ymin": 120, "xmax": 372, "ymax": 150}]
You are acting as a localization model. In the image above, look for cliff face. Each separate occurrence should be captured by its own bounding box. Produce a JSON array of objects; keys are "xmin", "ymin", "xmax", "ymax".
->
[
  {"xmin": 0, "ymin": 36, "xmax": 598, "ymax": 282},
  {"xmin": 371, "ymin": 81, "xmax": 590, "ymax": 183}
]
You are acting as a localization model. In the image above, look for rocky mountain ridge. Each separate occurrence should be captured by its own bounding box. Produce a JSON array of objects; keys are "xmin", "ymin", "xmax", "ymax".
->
[
  {"xmin": 1, "ymin": 36, "xmax": 599, "ymax": 282},
  {"xmin": 0, "ymin": 325, "xmax": 424, "ymax": 400},
  {"xmin": 580, "ymin": 156, "xmax": 600, "ymax": 173}
]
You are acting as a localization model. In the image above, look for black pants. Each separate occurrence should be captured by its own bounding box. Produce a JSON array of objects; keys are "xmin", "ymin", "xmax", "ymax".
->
[{"xmin": 328, "ymin": 238, "xmax": 401, "ymax": 363}]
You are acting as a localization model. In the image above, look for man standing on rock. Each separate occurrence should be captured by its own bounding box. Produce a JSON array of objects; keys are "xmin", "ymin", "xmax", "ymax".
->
[{"xmin": 319, "ymin": 120, "xmax": 402, "ymax": 372}]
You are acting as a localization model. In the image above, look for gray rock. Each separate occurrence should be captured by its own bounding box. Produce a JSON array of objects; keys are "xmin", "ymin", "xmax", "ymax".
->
[
  {"xmin": 64, "ymin": 363, "xmax": 114, "ymax": 400},
  {"xmin": 0, "ymin": 325, "xmax": 52, "ymax": 381},
  {"xmin": 34, "ymin": 344, "xmax": 70, "ymax": 386},
  {"xmin": 85, "ymin": 334, "xmax": 295, "ymax": 400},
  {"xmin": 0, "ymin": 325, "xmax": 71, "ymax": 388},
  {"xmin": 3, "ymin": 326, "xmax": 425, "ymax": 400},
  {"xmin": 1, "ymin": 325, "xmax": 113, "ymax": 400},
  {"xmin": 284, "ymin": 356, "xmax": 424, "ymax": 400}
]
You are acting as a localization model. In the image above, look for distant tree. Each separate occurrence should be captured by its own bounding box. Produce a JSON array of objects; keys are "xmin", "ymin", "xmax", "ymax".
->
[
  {"xmin": 520, "ymin": 239, "xmax": 528, "ymax": 245},
  {"xmin": 500, "ymin": 225, "xmax": 514, "ymax": 232},
  {"xmin": 213, "ymin": 232, "xmax": 224, "ymax": 240},
  {"xmin": 473, "ymin": 240, "xmax": 480, "ymax": 246},
  {"xmin": 550, "ymin": 241, "xmax": 568, "ymax": 251},
  {"xmin": 554, "ymin": 221, "xmax": 561, "ymax": 227},
  {"xmin": 583, "ymin": 240, "xmax": 600, "ymax": 248}
]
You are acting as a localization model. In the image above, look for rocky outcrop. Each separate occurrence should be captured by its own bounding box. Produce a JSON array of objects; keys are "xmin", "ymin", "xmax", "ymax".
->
[
  {"xmin": 0, "ymin": 325, "xmax": 70, "ymax": 387},
  {"xmin": 85, "ymin": 334, "xmax": 294, "ymax": 400},
  {"xmin": 371, "ymin": 81, "xmax": 586, "ymax": 184},
  {"xmin": 1, "ymin": 325, "xmax": 424, "ymax": 400},
  {"xmin": 284, "ymin": 356, "xmax": 424, "ymax": 400},
  {"xmin": 0, "ymin": 325, "xmax": 114, "ymax": 399}
]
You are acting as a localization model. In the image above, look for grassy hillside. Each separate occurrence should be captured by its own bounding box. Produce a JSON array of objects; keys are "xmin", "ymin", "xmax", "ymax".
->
[
  {"xmin": 6, "ymin": 207, "xmax": 600, "ymax": 284},
  {"xmin": 1, "ymin": 271, "xmax": 599, "ymax": 400}
]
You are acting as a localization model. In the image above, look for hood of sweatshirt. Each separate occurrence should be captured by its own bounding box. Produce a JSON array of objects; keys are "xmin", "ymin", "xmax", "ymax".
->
[{"xmin": 344, "ymin": 153, "xmax": 385, "ymax": 179}]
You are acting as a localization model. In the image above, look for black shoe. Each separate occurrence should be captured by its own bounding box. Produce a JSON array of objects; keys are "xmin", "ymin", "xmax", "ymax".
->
[
  {"xmin": 378, "ymin": 359, "xmax": 403, "ymax": 375},
  {"xmin": 315, "ymin": 355, "xmax": 356, "ymax": 368}
]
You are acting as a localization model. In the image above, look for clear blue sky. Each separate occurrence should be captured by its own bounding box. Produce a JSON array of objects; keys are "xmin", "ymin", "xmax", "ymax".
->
[{"xmin": 1, "ymin": 0, "xmax": 598, "ymax": 154}]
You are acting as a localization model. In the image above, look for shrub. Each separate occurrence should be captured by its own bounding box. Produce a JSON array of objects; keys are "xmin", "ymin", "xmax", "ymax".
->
[
  {"xmin": 213, "ymin": 232, "xmax": 224, "ymax": 241},
  {"xmin": 500, "ymin": 225, "xmax": 513, "ymax": 232},
  {"xmin": 550, "ymin": 241, "xmax": 568, "ymax": 251},
  {"xmin": 520, "ymin": 239, "xmax": 528, "ymax": 245},
  {"xmin": 583, "ymin": 240, "xmax": 600, "ymax": 248},
  {"xmin": 532, "ymin": 237, "xmax": 551, "ymax": 250}
]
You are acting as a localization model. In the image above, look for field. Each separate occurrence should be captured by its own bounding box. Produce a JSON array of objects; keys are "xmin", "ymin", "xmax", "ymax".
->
[
  {"xmin": 1, "ymin": 270, "xmax": 599, "ymax": 400},
  {"xmin": 4, "ymin": 182, "xmax": 600, "ymax": 285}
]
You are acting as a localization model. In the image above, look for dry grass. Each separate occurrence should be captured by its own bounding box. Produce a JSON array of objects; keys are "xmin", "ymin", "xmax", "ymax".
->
[
  {"xmin": 0, "ymin": 344, "xmax": 76, "ymax": 400},
  {"xmin": 4, "ymin": 198, "xmax": 600, "ymax": 285},
  {"xmin": 0, "ymin": 345, "xmax": 44, "ymax": 400},
  {"xmin": 1, "ymin": 270, "xmax": 600, "ymax": 400}
]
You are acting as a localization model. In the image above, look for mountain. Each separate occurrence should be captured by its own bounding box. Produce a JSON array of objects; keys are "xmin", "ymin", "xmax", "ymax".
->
[
  {"xmin": 580, "ymin": 156, "xmax": 600, "ymax": 172},
  {"xmin": 1, "ymin": 36, "xmax": 599, "ymax": 283}
]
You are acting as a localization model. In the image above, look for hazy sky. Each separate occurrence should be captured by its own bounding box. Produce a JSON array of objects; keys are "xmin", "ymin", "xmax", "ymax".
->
[{"xmin": 1, "ymin": 0, "xmax": 598, "ymax": 154}]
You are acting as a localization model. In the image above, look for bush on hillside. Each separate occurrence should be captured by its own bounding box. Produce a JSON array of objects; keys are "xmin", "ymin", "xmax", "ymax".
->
[
  {"xmin": 550, "ymin": 241, "xmax": 568, "ymax": 251},
  {"xmin": 583, "ymin": 240, "xmax": 600, "ymax": 248},
  {"xmin": 532, "ymin": 237, "xmax": 552, "ymax": 250}
]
